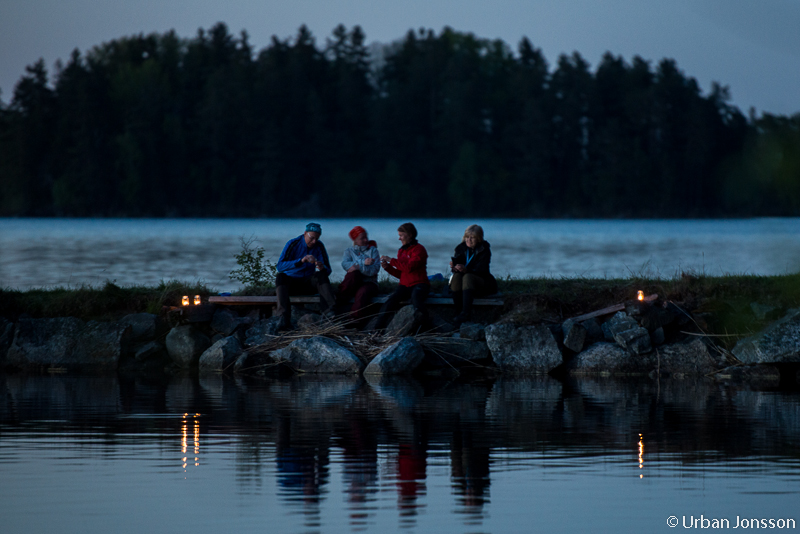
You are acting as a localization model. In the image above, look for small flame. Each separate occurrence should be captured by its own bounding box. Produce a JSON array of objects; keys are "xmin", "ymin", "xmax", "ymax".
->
[{"xmin": 637, "ymin": 290, "xmax": 644, "ymax": 301}]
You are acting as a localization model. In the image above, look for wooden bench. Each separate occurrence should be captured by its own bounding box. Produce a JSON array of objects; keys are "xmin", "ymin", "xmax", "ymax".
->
[{"xmin": 208, "ymin": 295, "xmax": 504, "ymax": 306}]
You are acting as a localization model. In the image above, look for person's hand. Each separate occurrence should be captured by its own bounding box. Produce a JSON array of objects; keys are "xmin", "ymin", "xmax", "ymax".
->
[
  {"xmin": 347, "ymin": 265, "xmax": 359, "ymax": 273},
  {"xmin": 380, "ymin": 255, "xmax": 392, "ymax": 263},
  {"xmin": 301, "ymin": 255, "xmax": 316, "ymax": 263},
  {"xmin": 364, "ymin": 257, "xmax": 374, "ymax": 266},
  {"xmin": 454, "ymin": 264, "xmax": 466, "ymax": 273},
  {"xmin": 315, "ymin": 261, "xmax": 324, "ymax": 270}
]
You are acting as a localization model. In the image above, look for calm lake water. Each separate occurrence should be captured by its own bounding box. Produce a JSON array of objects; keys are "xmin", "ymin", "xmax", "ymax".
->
[
  {"xmin": 1, "ymin": 373, "xmax": 798, "ymax": 534},
  {"xmin": 4, "ymin": 218, "xmax": 799, "ymax": 532},
  {"xmin": 1, "ymin": 218, "xmax": 800, "ymax": 290}
]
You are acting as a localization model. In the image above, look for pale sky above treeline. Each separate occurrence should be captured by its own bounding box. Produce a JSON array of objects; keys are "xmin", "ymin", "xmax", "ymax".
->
[{"xmin": 2, "ymin": 0, "xmax": 799, "ymax": 116}]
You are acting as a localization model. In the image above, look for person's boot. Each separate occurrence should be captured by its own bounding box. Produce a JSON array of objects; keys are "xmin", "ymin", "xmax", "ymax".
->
[
  {"xmin": 372, "ymin": 302, "xmax": 392, "ymax": 331},
  {"xmin": 451, "ymin": 291, "xmax": 464, "ymax": 326},
  {"xmin": 412, "ymin": 309, "xmax": 427, "ymax": 335},
  {"xmin": 461, "ymin": 289, "xmax": 474, "ymax": 322},
  {"xmin": 453, "ymin": 289, "xmax": 473, "ymax": 326},
  {"xmin": 318, "ymin": 282, "xmax": 337, "ymax": 320},
  {"xmin": 277, "ymin": 314, "xmax": 293, "ymax": 331},
  {"xmin": 276, "ymin": 285, "xmax": 293, "ymax": 331}
]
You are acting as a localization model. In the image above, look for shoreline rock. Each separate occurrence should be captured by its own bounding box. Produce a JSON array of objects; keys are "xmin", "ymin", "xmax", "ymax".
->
[
  {"xmin": 2, "ymin": 300, "xmax": 800, "ymax": 387},
  {"xmin": 6, "ymin": 317, "xmax": 130, "ymax": 371},
  {"xmin": 273, "ymin": 336, "xmax": 364, "ymax": 375},
  {"xmin": 485, "ymin": 323, "xmax": 562, "ymax": 374},
  {"xmin": 732, "ymin": 309, "xmax": 800, "ymax": 364}
]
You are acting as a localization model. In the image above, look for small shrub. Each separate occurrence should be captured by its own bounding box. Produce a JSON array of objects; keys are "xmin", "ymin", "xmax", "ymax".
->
[{"xmin": 230, "ymin": 236, "xmax": 277, "ymax": 289}]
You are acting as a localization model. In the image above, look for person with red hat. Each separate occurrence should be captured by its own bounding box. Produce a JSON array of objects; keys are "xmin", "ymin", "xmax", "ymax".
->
[{"xmin": 336, "ymin": 226, "xmax": 381, "ymax": 327}]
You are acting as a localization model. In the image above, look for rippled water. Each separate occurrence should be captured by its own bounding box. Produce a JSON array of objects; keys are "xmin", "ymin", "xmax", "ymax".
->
[
  {"xmin": 1, "ymin": 374, "xmax": 798, "ymax": 533},
  {"xmin": 1, "ymin": 218, "xmax": 799, "ymax": 290}
]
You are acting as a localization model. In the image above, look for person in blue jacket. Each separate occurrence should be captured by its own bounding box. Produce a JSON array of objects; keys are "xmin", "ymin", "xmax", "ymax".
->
[{"xmin": 275, "ymin": 222, "xmax": 336, "ymax": 330}]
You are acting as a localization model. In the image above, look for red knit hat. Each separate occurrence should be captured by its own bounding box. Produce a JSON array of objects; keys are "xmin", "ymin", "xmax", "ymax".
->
[{"xmin": 349, "ymin": 226, "xmax": 367, "ymax": 241}]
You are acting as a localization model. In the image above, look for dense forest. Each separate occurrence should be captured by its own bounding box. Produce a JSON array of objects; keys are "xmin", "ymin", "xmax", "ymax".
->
[{"xmin": 1, "ymin": 23, "xmax": 799, "ymax": 218}]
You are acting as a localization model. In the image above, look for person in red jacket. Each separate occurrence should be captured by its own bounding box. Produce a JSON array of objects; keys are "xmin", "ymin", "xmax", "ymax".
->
[{"xmin": 376, "ymin": 222, "xmax": 430, "ymax": 330}]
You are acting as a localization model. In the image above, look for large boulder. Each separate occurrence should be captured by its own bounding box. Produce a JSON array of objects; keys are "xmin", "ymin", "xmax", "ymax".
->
[
  {"xmin": 6, "ymin": 317, "xmax": 130, "ymax": 371},
  {"xmin": 604, "ymin": 312, "xmax": 652, "ymax": 354},
  {"xmin": 298, "ymin": 313, "xmax": 323, "ymax": 329},
  {"xmin": 199, "ymin": 336, "xmax": 243, "ymax": 373},
  {"xmin": 485, "ymin": 324, "xmax": 562, "ymax": 374},
  {"xmin": 655, "ymin": 338, "xmax": 719, "ymax": 376},
  {"xmin": 210, "ymin": 308, "xmax": 240, "ymax": 336},
  {"xmin": 133, "ymin": 341, "xmax": 166, "ymax": 362},
  {"xmin": 568, "ymin": 342, "xmax": 636, "ymax": 375},
  {"xmin": 244, "ymin": 318, "xmax": 281, "ymax": 347},
  {"xmin": 614, "ymin": 326, "xmax": 652, "ymax": 355},
  {"xmin": 385, "ymin": 305, "xmax": 420, "ymax": 337},
  {"xmin": 365, "ymin": 337, "xmax": 425, "ymax": 376},
  {"xmin": 234, "ymin": 350, "xmax": 279, "ymax": 375},
  {"xmin": 119, "ymin": 313, "xmax": 163, "ymax": 343},
  {"xmin": 420, "ymin": 337, "xmax": 491, "ymax": 368},
  {"xmin": 0, "ymin": 318, "xmax": 14, "ymax": 365},
  {"xmin": 732, "ymin": 309, "xmax": 800, "ymax": 364},
  {"xmin": 165, "ymin": 325, "xmax": 211, "ymax": 368},
  {"xmin": 568, "ymin": 338, "xmax": 718, "ymax": 377},
  {"xmin": 603, "ymin": 312, "xmax": 638, "ymax": 340},
  {"xmin": 638, "ymin": 302, "xmax": 680, "ymax": 331},
  {"xmin": 77, "ymin": 321, "xmax": 133, "ymax": 369},
  {"xmin": 562, "ymin": 319, "xmax": 587, "ymax": 352},
  {"xmin": 272, "ymin": 336, "xmax": 364, "ymax": 374},
  {"xmin": 459, "ymin": 322, "xmax": 486, "ymax": 341}
]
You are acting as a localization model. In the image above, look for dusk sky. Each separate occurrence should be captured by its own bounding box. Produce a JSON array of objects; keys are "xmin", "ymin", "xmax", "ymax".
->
[{"xmin": 2, "ymin": 0, "xmax": 799, "ymax": 116}]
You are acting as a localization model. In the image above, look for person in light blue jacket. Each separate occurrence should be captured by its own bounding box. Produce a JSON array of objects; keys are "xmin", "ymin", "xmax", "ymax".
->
[
  {"xmin": 275, "ymin": 222, "xmax": 336, "ymax": 330},
  {"xmin": 335, "ymin": 226, "xmax": 381, "ymax": 326}
]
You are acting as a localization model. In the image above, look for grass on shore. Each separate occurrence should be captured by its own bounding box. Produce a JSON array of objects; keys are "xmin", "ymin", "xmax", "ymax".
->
[{"xmin": 0, "ymin": 280, "xmax": 211, "ymax": 322}]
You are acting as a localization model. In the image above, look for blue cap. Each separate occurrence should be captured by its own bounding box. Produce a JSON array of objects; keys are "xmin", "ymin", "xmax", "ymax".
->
[{"xmin": 305, "ymin": 222, "xmax": 322, "ymax": 234}]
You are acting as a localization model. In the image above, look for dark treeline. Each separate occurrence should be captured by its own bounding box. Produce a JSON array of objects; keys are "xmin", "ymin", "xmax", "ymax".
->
[{"xmin": 1, "ymin": 23, "xmax": 799, "ymax": 218}]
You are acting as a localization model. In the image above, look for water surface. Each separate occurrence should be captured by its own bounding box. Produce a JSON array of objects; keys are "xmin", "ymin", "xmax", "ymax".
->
[
  {"xmin": 1, "ymin": 218, "xmax": 799, "ymax": 290},
  {"xmin": 1, "ymin": 373, "xmax": 798, "ymax": 533}
]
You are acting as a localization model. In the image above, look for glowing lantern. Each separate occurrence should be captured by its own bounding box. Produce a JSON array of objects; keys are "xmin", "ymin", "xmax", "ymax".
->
[
  {"xmin": 194, "ymin": 295, "xmax": 201, "ymax": 306},
  {"xmin": 637, "ymin": 290, "xmax": 644, "ymax": 301},
  {"xmin": 182, "ymin": 295, "xmax": 190, "ymax": 306}
]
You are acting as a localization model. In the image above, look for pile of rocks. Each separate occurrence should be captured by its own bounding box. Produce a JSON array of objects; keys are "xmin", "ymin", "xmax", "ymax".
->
[{"xmin": 2, "ymin": 299, "xmax": 800, "ymax": 386}]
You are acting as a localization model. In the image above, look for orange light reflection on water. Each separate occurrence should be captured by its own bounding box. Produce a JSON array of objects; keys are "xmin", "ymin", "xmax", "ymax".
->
[
  {"xmin": 181, "ymin": 413, "xmax": 202, "ymax": 473},
  {"xmin": 638, "ymin": 433, "xmax": 644, "ymax": 479}
]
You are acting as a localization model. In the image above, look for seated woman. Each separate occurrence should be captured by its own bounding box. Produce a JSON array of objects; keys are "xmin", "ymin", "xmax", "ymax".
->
[
  {"xmin": 375, "ymin": 222, "xmax": 430, "ymax": 330},
  {"xmin": 449, "ymin": 224, "xmax": 497, "ymax": 326},
  {"xmin": 336, "ymin": 226, "xmax": 381, "ymax": 327}
]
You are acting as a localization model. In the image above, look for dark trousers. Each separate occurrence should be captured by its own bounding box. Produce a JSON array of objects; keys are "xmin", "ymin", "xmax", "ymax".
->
[
  {"xmin": 336, "ymin": 271, "xmax": 379, "ymax": 321},
  {"xmin": 275, "ymin": 271, "xmax": 335, "ymax": 319},
  {"xmin": 376, "ymin": 283, "xmax": 430, "ymax": 329}
]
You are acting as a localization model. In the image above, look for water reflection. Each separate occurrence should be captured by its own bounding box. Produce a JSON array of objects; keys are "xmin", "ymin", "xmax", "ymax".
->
[
  {"xmin": 181, "ymin": 413, "xmax": 201, "ymax": 471},
  {"xmin": 1, "ymin": 372, "xmax": 799, "ymax": 533},
  {"xmin": 638, "ymin": 433, "xmax": 644, "ymax": 478}
]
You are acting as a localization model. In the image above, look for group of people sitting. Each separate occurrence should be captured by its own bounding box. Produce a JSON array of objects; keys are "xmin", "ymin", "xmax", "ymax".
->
[{"xmin": 274, "ymin": 221, "xmax": 497, "ymax": 331}]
